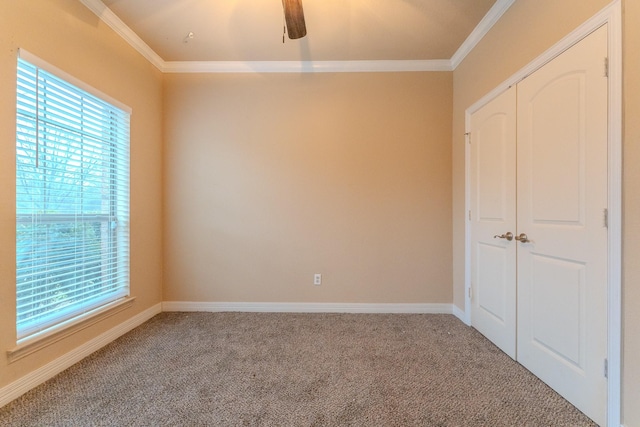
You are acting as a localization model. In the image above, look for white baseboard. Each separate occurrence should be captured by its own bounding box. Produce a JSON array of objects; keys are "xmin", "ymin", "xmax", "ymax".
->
[
  {"xmin": 162, "ymin": 301, "xmax": 453, "ymax": 314},
  {"xmin": 0, "ymin": 303, "xmax": 162, "ymax": 408}
]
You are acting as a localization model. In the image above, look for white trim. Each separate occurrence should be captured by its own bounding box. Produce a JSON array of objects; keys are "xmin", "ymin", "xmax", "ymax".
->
[
  {"xmin": 162, "ymin": 301, "xmax": 453, "ymax": 314},
  {"xmin": 8, "ymin": 297, "xmax": 136, "ymax": 363},
  {"xmin": 78, "ymin": 0, "xmax": 164, "ymax": 71},
  {"xmin": 605, "ymin": 3, "xmax": 623, "ymax": 427},
  {"xmin": 0, "ymin": 303, "xmax": 161, "ymax": 408},
  {"xmin": 162, "ymin": 60, "xmax": 452, "ymax": 74},
  {"xmin": 450, "ymin": 0, "xmax": 517, "ymax": 69},
  {"xmin": 452, "ymin": 305, "xmax": 467, "ymax": 324},
  {"xmin": 462, "ymin": 2, "xmax": 621, "ymax": 425},
  {"xmin": 463, "ymin": 128, "xmax": 473, "ymax": 327},
  {"xmin": 18, "ymin": 48, "xmax": 132, "ymax": 114}
]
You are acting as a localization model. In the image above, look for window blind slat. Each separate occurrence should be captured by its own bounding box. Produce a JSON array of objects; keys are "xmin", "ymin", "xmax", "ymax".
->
[
  {"xmin": 17, "ymin": 281, "xmax": 127, "ymax": 315},
  {"xmin": 17, "ymin": 268, "xmax": 127, "ymax": 298}
]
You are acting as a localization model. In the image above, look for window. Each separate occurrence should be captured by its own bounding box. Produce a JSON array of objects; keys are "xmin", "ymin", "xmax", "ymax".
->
[{"xmin": 15, "ymin": 51, "xmax": 130, "ymax": 341}]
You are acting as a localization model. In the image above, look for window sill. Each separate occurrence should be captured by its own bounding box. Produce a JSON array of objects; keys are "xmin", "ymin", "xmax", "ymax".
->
[{"xmin": 7, "ymin": 296, "xmax": 136, "ymax": 363}]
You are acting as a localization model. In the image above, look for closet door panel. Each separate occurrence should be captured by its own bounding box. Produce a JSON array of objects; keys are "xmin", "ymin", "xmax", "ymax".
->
[
  {"xmin": 516, "ymin": 25, "xmax": 608, "ymax": 426},
  {"xmin": 470, "ymin": 87, "xmax": 517, "ymax": 359}
]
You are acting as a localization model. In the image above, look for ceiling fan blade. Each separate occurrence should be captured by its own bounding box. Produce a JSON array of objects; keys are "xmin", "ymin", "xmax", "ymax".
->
[{"xmin": 282, "ymin": 0, "xmax": 307, "ymax": 40}]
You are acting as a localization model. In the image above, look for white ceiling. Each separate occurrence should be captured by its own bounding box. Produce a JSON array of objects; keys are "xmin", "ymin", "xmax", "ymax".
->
[{"xmin": 83, "ymin": 0, "xmax": 513, "ymax": 71}]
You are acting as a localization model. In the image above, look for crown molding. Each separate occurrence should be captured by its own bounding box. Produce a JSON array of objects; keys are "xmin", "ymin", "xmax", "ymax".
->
[
  {"xmin": 79, "ymin": 0, "xmax": 165, "ymax": 70},
  {"xmin": 161, "ymin": 59, "xmax": 452, "ymax": 73},
  {"xmin": 450, "ymin": 0, "xmax": 517, "ymax": 69},
  {"xmin": 80, "ymin": 0, "xmax": 509, "ymax": 73}
]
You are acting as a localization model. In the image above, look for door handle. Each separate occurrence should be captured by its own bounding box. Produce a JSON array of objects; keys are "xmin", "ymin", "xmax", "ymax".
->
[
  {"xmin": 493, "ymin": 232, "xmax": 513, "ymax": 241},
  {"xmin": 515, "ymin": 233, "xmax": 530, "ymax": 243}
]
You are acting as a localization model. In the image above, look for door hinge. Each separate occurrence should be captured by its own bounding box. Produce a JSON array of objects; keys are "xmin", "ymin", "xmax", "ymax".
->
[
  {"xmin": 604, "ymin": 208, "xmax": 609, "ymax": 228},
  {"xmin": 465, "ymin": 132, "xmax": 471, "ymax": 144},
  {"xmin": 604, "ymin": 358, "xmax": 608, "ymax": 378},
  {"xmin": 468, "ymin": 286, "xmax": 473, "ymax": 300},
  {"xmin": 604, "ymin": 57, "xmax": 609, "ymax": 78},
  {"xmin": 468, "ymin": 210, "xmax": 472, "ymax": 221}
]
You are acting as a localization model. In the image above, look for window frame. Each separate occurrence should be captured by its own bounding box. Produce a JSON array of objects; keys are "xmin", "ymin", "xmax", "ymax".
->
[{"xmin": 15, "ymin": 49, "xmax": 132, "ymax": 343}]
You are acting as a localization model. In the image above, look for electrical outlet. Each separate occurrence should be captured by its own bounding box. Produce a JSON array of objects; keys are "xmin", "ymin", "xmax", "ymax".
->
[{"xmin": 314, "ymin": 274, "xmax": 322, "ymax": 285}]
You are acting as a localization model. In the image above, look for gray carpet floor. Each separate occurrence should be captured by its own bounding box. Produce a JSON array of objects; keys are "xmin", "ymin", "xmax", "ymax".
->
[{"xmin": 0, "ymin": 312, "xmax": 597, "ymax": 426}]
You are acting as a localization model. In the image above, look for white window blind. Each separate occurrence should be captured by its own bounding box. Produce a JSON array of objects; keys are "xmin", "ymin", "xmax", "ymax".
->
[{"xmin": 15, "ymin": 53, "xmax": 130, "ymax": 340}]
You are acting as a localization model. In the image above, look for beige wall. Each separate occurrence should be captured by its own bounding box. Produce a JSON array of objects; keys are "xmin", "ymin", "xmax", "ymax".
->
[
  {"xmin": 452, "ymin": 0, "xmax": 640, "ymax": 425},
  {"xmin": 163, "ymin": 72, "xmax": 452, "ymax": 304},
  {"xmin": 0, "ymin": 0, "xmax": 163, "ymax": 387}
]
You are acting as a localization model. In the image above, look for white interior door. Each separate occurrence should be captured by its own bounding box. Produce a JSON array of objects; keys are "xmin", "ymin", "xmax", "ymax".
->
[
  {"xmin": 516, "ymin": 25, "xmax": 608, "ymax": 426},
  {"xmin": 470, "ymin": 87, "xmax": 517, "ymax": 359},
  {"xmin": 469, "ymin": 25, "xmax": 609, "ymax": 425}
]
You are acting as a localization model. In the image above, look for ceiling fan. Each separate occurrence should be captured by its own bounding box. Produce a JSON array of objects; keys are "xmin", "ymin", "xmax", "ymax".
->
[{"xmin": 282, "ymin": 0, "xmax": 307, "ymax": 39}]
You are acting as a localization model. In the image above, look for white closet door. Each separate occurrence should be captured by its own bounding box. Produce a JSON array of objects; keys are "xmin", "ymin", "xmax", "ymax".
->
[
  {"xmin": 516, "ymin": 25, "xmax": 608, "ymax": 426},
  {"xmin": 470, "ymin": 87, "xmax": 517, "ymax": 359}
]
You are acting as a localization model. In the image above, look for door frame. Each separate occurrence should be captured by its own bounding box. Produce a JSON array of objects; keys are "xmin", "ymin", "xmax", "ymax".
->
[{"xmin": 462, "ymin": 1, "xmax": 622, "ymax": 426}]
